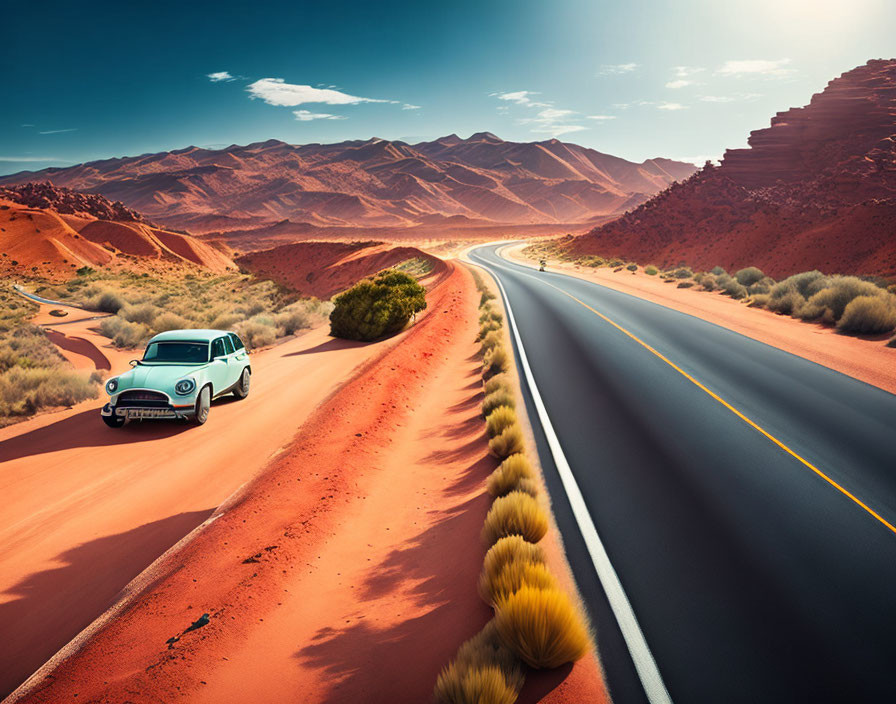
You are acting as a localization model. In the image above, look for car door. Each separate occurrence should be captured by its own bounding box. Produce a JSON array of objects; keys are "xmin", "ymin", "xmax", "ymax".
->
[
  {"xmin": 221, "ymin": 334, "xmax": 241, "ymax": 388},
  {"xmin": 208, "ymin": 336, "xmax": 231, "ymax": 395}
]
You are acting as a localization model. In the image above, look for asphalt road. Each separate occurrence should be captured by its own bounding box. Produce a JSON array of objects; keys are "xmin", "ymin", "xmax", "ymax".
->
[{"xmin": 469, "ymin": 244, "xmax": 896, "ymax": 704}]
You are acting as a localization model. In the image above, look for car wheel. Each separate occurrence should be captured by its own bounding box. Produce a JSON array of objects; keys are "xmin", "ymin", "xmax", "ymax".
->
[
  {"xmin": 194, "ymin": 385, "xmax": 211, "ymax": 425},
  {"xmin": 102, "ymin": 411, "xmax": 126, "ymax": 428},
  {"xmin": 233, "ymin": 368, "xmax": 250, "ymax": 399}
]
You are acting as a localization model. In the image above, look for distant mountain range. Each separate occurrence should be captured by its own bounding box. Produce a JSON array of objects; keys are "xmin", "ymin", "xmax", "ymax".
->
[
  {"xmin": 0, "ymin": 133, "xmax": 697, "ymax": 234},
  {"xmin": 569, "ymin": 59, "xmax": 896, "ymax": 278}
]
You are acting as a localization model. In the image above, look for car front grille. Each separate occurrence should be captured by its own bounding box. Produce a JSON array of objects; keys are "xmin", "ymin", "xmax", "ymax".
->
[{"xmin": 117, "ymin": 390, "xmax": 170, "ymax": 408}]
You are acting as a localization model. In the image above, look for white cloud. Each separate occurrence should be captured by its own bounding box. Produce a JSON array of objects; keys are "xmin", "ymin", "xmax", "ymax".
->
[
  {"xmin": 700, "ymin": 93, "xmax": 761, "ymax": 103},
  {"xmin": 402, "ymin": 103, "xmax": 421, "ymax": 110},
  {"xmin": 665, "ymin": 80, "xmax": 693, "ymax": 89},
  {"xmin": 248, "ymin": 78, "xmax": 389, "ymax": 106},
  {"xmin": 716, "ymin": 59, "xmax": 793, "ymax": 77},
  {"xmin": 38, "ymin": 128, "xmax": 78, "ymax": 135},
  {"xmin": 672, "ymin": 66, "xmax": 704, "ymax": 78},
  {"xmin": 587, "ymin": 115, "xmax": 616, "ymax": 121},
  {"xmin": 20, "ymin": 124, "xmax": 35, "ymax": 128},
  {"xmin": 598, "ymin": 63, "xmax": 638, "ymax": 75},
  {"xmin": 657, "ymin": 102, "xmax": 687, "ymax": 111},
  {"xmin": 495, "ymin": 90, "xmax": 537, "ymax": 105},
  {"xmin": 207, "ymin": 71, "xmax": 234, "ymax": 82},
  {"xmin": 519, "ymin": 108, "xmax": 588, "ymax": 136},
  {"xmin": 675, "ymin": 155, "xmax": 719, "ymax": 166},
  {"xmin": 293, "ymin": 109, "xmax": 346, "ymax": 121},
  {"xmin": 530, "ymin": 124, "xmax": 588, "ymax": 136}
]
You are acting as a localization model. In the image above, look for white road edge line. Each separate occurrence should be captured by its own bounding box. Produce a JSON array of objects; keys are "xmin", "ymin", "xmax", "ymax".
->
[{"xmin": 472, "ymin": 251, "xmax": 674, "ymax": 704}]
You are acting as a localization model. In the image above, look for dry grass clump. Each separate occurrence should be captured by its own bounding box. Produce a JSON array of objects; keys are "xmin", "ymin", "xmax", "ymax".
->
[
  {"xmin": 484, "ymin": 373, "xmax": 511, "ymax": 396},
  {"xmin": 487, "ymin": 454, "xmax": 535, "ymax": 497},
  {"xmin": 486, "ymin": 406, "xmax": 517, "ymax": 438},
  {"xmin": 482, "ymin": 491, "xmax": 548, "ymax": 546},
  {"xmin": 734, "ymin": 267, "xmax": 765, "ymax": 286},
  {"xmin": 482, "ymin": 388, "xmax": 515, "ymax": 416},
  {"xmin": 480, "ymin": 329, "xmax": 503, "ymax": 355},
  {"xmin": 481, "ymin": 560, "xmax": 558, "ymax": 606},
  {"xmin": 478, "ymin": 318, "xmax": 501, "ymax": 341},
  {"xmin": 836, "ymin": 295, "xmax": 896, "ymax": 334},
  {"xmin": 644, "ymin": 265, "xmax": 658, "ymax": 276},
  {"xmin": 488, "ymin": 423, "xmax": 525, "ymax": 459},
  {"xmin": 99, "ymin": 316, "xmax": 151, "ymax": 348},
  {"xmin": 434, "ymin": 622, "xmax": 524, "ymax": 704},
  {"xmin": 483, "ymin": 345, "xmax": 510, "ymax": 378},
  {"xmin": 494, "ymin": 586, "xmax": 591, "ymax": 669},
  {"xmin": 480, "ymin": 302, "xmax": 504, "ymax": 325},
  {"xmin": 514, "ymin": 477, "xmax": 540, "ymax": 497},
  {"xmin": 482, "ymin": 536, "xmax": 546, "ymax": 584},
  {"xmin": 0, "ymin": 366, "xmax": 99, "ymax": 422}
]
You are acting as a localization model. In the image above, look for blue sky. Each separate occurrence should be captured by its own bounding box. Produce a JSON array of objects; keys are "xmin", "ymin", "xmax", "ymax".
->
[{"xmin": 3, "ymin": 0, "xmax": 894, "ymax": 174}]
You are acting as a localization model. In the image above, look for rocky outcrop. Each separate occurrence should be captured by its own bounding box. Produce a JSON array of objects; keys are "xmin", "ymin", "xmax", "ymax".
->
[
  {"xmin": 569, "ymin": 59, "xmax": 896, "ymax": 278},
  {"xmin": 0, "ymin": 182, "xmax": 151, "ymax": 224}
]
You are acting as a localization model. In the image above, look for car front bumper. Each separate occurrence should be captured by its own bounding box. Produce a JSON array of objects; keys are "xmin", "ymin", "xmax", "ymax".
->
[{"xmin": 101, "ymin": 403, "xmax": 195, "ymax": 420}]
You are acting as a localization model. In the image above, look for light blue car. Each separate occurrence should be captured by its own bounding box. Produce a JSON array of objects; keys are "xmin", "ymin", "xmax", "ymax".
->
[{"xmin": 101, "ymin": 329, "xmax": 251, "ymax": 428}]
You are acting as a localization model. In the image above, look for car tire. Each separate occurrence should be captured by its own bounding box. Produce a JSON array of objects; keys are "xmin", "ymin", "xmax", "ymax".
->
[
  {"xmin": 194, "ymin": 385, "xmax": 211, "ymax": 425},
  {"xmin": 233, "ymin": 368, "xmax": 250, "ymax": 399},
  {"xmin": 102, "ymin": 411, "xmax": 126, "ymax": 428}
]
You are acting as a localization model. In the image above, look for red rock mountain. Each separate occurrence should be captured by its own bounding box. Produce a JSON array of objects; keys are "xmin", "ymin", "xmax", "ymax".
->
[
  {"xmin": 568, "ymin": 59, "xmax": 896, "ymax": 279},
  {"xmin": 0, "ymin": 183, "xmax": 234, "ymax": 279},
  {"xmin": 0, "ymin": 134, "xmax": 696, "ymax": 233}
]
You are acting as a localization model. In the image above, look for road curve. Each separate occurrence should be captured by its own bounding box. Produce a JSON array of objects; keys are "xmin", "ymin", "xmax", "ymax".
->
[{"xmin": 470, "ymin": 244, "xmax": 896, "ymax": 703}]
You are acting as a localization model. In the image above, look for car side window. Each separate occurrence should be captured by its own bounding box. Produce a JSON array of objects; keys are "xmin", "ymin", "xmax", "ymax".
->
[
  {"xmin": 229, "ymin": 333, "xmax": 245, "ymax": 352},
  {"xmin": 211, "ymin": 337, "xmax": 226, "ymax": 359},
  {"xmin": 222, "ymin": 336, "xmax": 234, "ymax": 355}
]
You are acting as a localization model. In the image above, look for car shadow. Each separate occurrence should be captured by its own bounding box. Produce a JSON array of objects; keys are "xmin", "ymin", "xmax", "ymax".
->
[
  {"xmin": 0, "ymin": 409, "xmax": 194, "ymax": 463},
  {"xmin": 0, "ymin": 509, "xmax": 215, "ymax": 698}
]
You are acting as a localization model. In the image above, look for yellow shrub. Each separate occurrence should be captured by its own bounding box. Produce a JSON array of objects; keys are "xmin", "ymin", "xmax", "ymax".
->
[
  {"xmin": 434, "ymin": 621, "xmax": 523, "ymax": 704},
  {"xmin": 486, "ymin": 406, "xmax": 517, "ymax": 438},
  {"xmin": 483, "ymin": 345, "xmax": 509, "ymax": 377},
  {"xmin": 514, "ymin": 477, "xmax": 540, "ymax": 497},
  {"xmin": 480, "ymin": 329, "xmax": 503, "ymax": 354},
  {"xmin": 487, "ymin": 454, "xmax": 534, "ymax": 497},
  {"xmin": 488, "ymin": 424, "xmax": 524, "ymax": 460},
  {"xmin": 477, "ymin": 319, "xmax": 501, "ymax": 341},
  {"xmin": 495, "ymin": 586, "xmax": 591, "ymax": 668},
  {"xmin": 482, "ymin": 536, "xmax": 546, "ymax": 586},
  {"xmin": 480, "ymin": 560, "xmax": 557, "ymax": 606},
  {"xmin": 482, "ymin": 388, "xmax": 515, "ymax": 416},
  {"xmin": 482, "ymin": 491, "xmax": 548, "ymax": 546},
  {"xmin": 484, "ymin": 374, "xmax": 511, "ymax": 396}
]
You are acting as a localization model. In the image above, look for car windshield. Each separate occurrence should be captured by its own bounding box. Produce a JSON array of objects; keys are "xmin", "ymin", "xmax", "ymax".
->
[{"xmin": 142, "ymin": 341, "xmax": 209, "ymax": 364}]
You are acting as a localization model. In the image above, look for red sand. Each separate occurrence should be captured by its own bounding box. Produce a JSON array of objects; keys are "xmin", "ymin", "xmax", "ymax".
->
[
  {"xmin": 508, "ymin": 244, "xmax": 896, "ymax": 395},
  {"xmin": 6, "ymin": 261, "xmax": 608, "ymax": 703},
  {"xmin": 0, "ymin": 322, "xmax": 392, "ymax": 697}
]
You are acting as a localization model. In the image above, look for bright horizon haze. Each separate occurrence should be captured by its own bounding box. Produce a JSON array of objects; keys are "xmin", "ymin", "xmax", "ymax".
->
[{"xmin": 3, "ymin": 0, "xmax": 894, "ymax": 175}]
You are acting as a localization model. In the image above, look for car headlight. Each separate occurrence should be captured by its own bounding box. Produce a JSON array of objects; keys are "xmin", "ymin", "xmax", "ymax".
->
[
  {"xmin": 175, "ymin": 378, "xmax": 196, "ymax": 395},
  {"xmin": 106, "ymin": 378, "xmax": 118, "ymax": 394}
]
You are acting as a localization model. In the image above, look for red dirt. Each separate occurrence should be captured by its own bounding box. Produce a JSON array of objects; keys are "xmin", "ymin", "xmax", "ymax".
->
[
  {"xmin": 6, "ymin": 261, "xmax": 609, "ymax": 703},
  {"xmin": 235, "ymin": 240, "xmax": 448, "ymax": 297},
  {"xmin": 508, "ymin": 244, "xmax": 896, "ymax": 395}
]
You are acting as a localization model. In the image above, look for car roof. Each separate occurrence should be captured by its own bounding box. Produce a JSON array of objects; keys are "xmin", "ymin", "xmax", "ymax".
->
[{"xmin": 148, "ymin": 329, "xmax": 236, "ymax": 343}]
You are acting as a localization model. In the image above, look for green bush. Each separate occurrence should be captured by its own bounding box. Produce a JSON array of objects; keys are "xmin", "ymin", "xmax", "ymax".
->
[
  {"xmin": 734, "ymin": 267, "xmax": 766, "ymax": 286},
  {"xmin": 800, "ymin": 276, "xmax": 887, "ymax": 322},
  {"xmin": 836, "ymin": 295, "xmax": 896, "ymax": 334},
  {"xmin": 626, "ymin": 264, "xmax": 638, "ymax": 272},
  {"xmin": 710, "ymin": 266, "xmax": 727, "ymax": 276},
  {"xmin": 644, "ymin": 265, "xmax": 658, "ymax": 276},
  {"xmin": 672, "ymin": 267, "xmax": 693, "ymax": 279},
  {"xmin": 329, "ymin": 269, "xmax": 426, "ymax": 341}
]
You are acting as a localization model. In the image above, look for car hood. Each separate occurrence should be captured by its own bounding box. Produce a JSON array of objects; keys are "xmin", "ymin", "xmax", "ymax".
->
[{"xmin": 116, "ymin": 363, "xmax": 206, "ymax": 390}]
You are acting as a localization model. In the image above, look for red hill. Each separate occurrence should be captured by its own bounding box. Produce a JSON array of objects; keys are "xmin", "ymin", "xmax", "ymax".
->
[{"xmin": 568, "ymin": 59, "xmax": 896, "ymax": 279}]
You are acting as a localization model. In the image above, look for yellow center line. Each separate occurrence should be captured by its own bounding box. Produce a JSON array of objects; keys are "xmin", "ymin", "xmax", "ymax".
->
[{"xmin": 538, "ymin": 276, "xmax": 896, "ymax": 537}]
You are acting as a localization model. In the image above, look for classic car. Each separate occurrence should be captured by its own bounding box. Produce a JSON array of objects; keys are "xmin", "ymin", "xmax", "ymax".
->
[{"xmin": 101, "ymin": 329, "xmax": 251, "ymax": 427}]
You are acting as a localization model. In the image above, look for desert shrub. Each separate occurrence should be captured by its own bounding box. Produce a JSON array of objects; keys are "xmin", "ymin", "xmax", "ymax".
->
[
  {"xmin": 480, "ymin": 290, "xmax": 496, "ymax": 307},
  {"xmin": 644, "ymin": 265, "xmax": 658, "ymax": 276},
  {"xmin": 515, "ymin": 477, "xmax": 540, "ymax": 497},
  {"xmin": 769, "ymin": 270, "xmax": 829, "ymax": 302},
  {"xmin": 488, "ymin": 423, "xmax": 525, "ymax": 460},
  {"xmin": 480, "ymin": 330, "xmax": 503, "ymax": 355},
  {"xmin": 484, "ymin": 345, "xmax": 510, "ymax": 378},
  {"xmin": 0, "ymin": 366, "xmax": 98, "ymax": 420},
  {"xmin": 800, "ymin": 276, "xmax": 888, "ymax": 323},
  {"xmin": 91, "ymin": 289, "xmax": 125, "ymax": 313},
  {"xmin": 719, "ymin": 278, "xmax": 747, "ymax": 299},
  {"xmin": 119, "ymin": 302, "xmax": 160, "ymax": 325},
  {"xmin": 700, "ymin": 274, "xmax": 717, "ymax": 291},
  {"xmin": 153, "ymin": 311, "xmax": 191, "ymax": 332},
  {"xmin": 481, "ymin": 561, "xmax": 557, "ymax": 607},
  {"xmin": 482, "ymin": 388, "xmax": 515, "ymax": 416},
  {"xmin": 274, "ymin": 301, "xmax": 317, "ymax": 335},
  {"xmin": 672, "ymin": 267, "xmax": 693, "ymax": 279},
  {"xmin": 734, "ymin": 267, "xmax": 765, "ymax": 286},
  {"xmin": 692, "ymin": 272, "xmax": 705, "ymax": 283},
  {"xmin": 329, "ymin": 269, "xmax": 427, "ymax": 341},
  {"xmin": 99, "ymin": 317, "xmax": 150, "ymax": 348},
  {"xmin": 836, "ymin": 295, "xmax": 896, "ymax": 334},
  {"xmin": 494, "ymin": 586, "xmax": 590, "ymax": 669},
  {"xmin": 434, "ymin": 622, "xmax": 523, "ymax": 704},
  {"xmin": 749, "ymin": 293, "xmax": 771, "ymax": 308},
  {"xmin": 486, "ymin": 406, "xmax": 517, "ymax": 438},
  {"xmin": 482, "ymin": 536, "xmax": 546, "ymax": 586},
  {"xmin": 478, "ymin": 318, "xmax": 501, "ymax": 341},
  {"xmin": 0, "ymin": 327, "xmax": 63, "ymax": 371},
  {"xmin": 710, "ymin": 266, "xmax": 727, "ymax": 276},
  {"xmin": 482, "ymin": 490, "xmax": 548, "ymax": 546},
  {"xmin": 626, "ymin": 264, "xmax": 638, "ymax": 272},
  {"xmin": 767, "ymin": 290, "xmax": 804, "ymax": 316},
  {"xmin": 747, "ymin": 276, "xmax": 775, "ymax": 295},
  {"xmin": 210, "ymin": 312, "xmax": 243, "ymax": 330},
  {"xmin": 487, "ymin": 454, "xmax": 535, "ymax": 497},
  {"xmin": 233, "ymin": 316, "xmax": 278, "ymax": 350},
  {"xmin": 677, "ymin": 281, "xmax": 694, "ymax": 289},
  {"xmin": 480, "ymin": 303, "xmax": 503, "ymax": 325},
  {"xmin": 484, "ymin": 373, "xmax": 511, "ymax": 397}
]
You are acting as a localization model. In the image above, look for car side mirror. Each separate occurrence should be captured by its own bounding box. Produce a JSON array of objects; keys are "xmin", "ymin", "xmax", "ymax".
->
[{"xmin": 129, "ymin": 359, "xmax": 138, "ymax": 367}]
